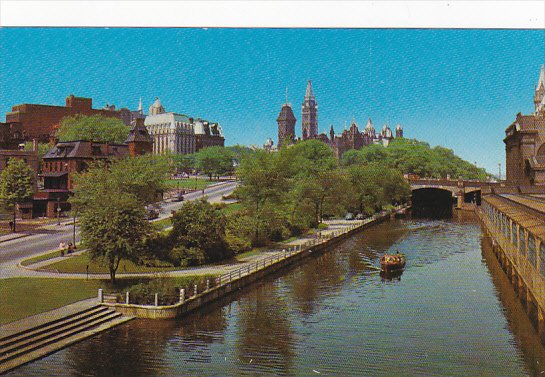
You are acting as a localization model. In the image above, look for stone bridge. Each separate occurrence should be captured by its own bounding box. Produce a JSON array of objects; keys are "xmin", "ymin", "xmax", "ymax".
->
[{"xmin": 409, "ymin": 178, "xmax": 504, "ymax": 208}]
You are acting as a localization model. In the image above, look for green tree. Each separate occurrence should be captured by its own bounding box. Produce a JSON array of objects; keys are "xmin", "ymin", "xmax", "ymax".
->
[
  {"xmin": 0, "ymin": 158, "xmax": 34, "ymax": 232},
  {"xmin": 235, "ymin": 150, "xmax": 289, "ymax": 244},
  {"xmin": 194, "ymin": 146, "xmax": 234, "ymax": 180},
  {"xmin": 71, "ymin": 154, "xmax": 170, "ymax": 209},
  {"xmin": 56, "ymin": 115, "xmax": 129, "ymax": 144},
  {"xmin": 80, "ymin": 192, "xmax": 151, "ymax": 283},
  {"xmin": 347, "ymin": 164, "xmax": 385, "ymax": 215},
  {"xmin": 171, "ymin": 153, "xmax": 195, "ymax": 174},
  {"xmin": 169, "ymin": 199, "xmax": 232, "ymax": 263}
]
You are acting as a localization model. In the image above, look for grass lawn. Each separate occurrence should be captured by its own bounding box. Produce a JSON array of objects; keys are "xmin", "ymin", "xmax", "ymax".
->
[
  {"xmin": 39, "ymin": 253, "xmax": 183, "ymax": 274},
  {"xmin": 20, "ymin": 249, "xmax": 64, "ymax": 266},
  {"xmin": 0, "ymin": 276, "xmax": 218, "ymax": 325},
  {"xmin": 0, "ymin": 278, "xmax": 104, "ymax": 325},
  {"xmin": 151, "ymin": 217, "xmax": 172, "ymax": 231},
  {"xmin": 164, "ymin": 178, "xmax": 215, "ymax": 190},
  {"xmin": 219, "ymin": 202, "xmax": 243, "ymax": 215}
]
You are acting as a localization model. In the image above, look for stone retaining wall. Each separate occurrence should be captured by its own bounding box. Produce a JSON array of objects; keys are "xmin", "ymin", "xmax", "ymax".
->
[{"xmin": 102, "ymin": 207, "xmax": 402, "ymax": 319}]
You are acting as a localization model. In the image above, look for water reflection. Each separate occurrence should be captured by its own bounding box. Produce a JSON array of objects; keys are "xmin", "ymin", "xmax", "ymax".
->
[
  {"xmin": 236, "ymin": 284, "xmax": 295, "ymax": 376},
  {"xmin": 480, "ymin": 234, "xmax": 545, "ymax": 376},
  {"xmin": 8, "ymin": 217, "xmax": 545, "ymax": 377}
]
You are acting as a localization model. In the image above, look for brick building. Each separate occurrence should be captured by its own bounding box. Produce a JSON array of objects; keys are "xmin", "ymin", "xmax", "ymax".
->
[
  {"xmin": 5, "ymin": 94, "xmax": 136, "ymax": 142},
  {"xmin": 0, "ymin": 122, "xmax": 24, "ymax": 149},
  {"xmin": 505, "ymin": 65, "xmax": 545, "ymax": 185},
  {"xmin": 38, "ymin": 141, "xmax": 130, "ymax": 217}
]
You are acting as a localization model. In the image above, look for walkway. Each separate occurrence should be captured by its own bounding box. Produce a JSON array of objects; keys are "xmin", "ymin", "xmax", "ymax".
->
[{"xmin": 7, "ymin": 220, "xmax": 364, "ymax": 280}]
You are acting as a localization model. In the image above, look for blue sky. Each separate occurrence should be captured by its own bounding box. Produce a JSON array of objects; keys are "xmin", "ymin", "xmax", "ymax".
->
[{"xmin": 1, "ymin": 28, "xmax": 544, "ymax": 174}]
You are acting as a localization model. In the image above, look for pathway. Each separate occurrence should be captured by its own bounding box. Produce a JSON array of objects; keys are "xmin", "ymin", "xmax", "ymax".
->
[{"xmin": 6, "ymin": 220, "xmax": 364, "ymax": 280}]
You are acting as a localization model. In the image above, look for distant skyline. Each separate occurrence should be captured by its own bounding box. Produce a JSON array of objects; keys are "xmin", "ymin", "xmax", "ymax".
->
[{"xmin": 1, "ymin": 28, "xmax": 544, "ymax": 174}]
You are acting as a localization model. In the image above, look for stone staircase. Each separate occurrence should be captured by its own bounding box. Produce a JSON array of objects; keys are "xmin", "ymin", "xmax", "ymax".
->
[{"xmin": 0, "ymin": 305, "xmax": 133, "ymax": 374}]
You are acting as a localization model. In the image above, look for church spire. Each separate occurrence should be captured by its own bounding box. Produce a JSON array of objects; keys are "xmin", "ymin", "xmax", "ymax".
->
[
  {"xmin": 305, "ymin": 80, "xmax": 315, "ymax": 99},
  {"xmin": 138, "ymin": 97, "xmax": 143, "ymax": 112},
  {"xmin": 538, "ymin": 64, "xmax": 545, "ymax": 89}
]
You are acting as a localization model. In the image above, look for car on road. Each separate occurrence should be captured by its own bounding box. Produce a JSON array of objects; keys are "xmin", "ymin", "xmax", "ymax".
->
[
  {"xmin": 172, "ymin": 192, "xmax": 185, "ymax": 202},
  {"xmin": 344, "ymin": 212, "xmax": 355, "ymax": 220}
]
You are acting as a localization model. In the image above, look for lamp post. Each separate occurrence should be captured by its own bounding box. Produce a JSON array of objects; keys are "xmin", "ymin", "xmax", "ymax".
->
[
  {"xmin": 56, "ymin": 198, "xmax": 61, "ymax": 226},
  {"xmin": 72, "ymin": 210, "xmax": 77, "ymax": 246}
]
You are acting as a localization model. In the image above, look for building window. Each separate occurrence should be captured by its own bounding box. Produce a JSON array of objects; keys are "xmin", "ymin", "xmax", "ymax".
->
[
  {"xmin": 528, "ymin": 234, "xmax": 537, "ymax": 267},
  {"xmin": 540, "ymin": 242, "xmax": 545, "ymax": 278},
  {"xmin": 511, "ymin": 222, "xmax": 517, "ymax": 246},
  {"xmin": 519, "ymin": 227, "xmax": 525, "ymax": 255}
]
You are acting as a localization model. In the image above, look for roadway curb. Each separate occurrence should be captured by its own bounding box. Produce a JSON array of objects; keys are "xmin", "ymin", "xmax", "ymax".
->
[{"xmin": 0, "ymin": 233, "xmax": 30, "ymax": 244}]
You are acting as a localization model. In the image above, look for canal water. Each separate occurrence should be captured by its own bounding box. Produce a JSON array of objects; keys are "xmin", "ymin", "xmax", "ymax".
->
[{"xmin": 9, "ymin": 216, "xmax": 545, "ymax": 376}]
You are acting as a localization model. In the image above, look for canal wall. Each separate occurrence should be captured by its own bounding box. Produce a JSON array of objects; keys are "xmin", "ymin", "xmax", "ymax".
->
[
  {"xmin": 477, "ymin": 198, "xmax": 545, "ymax": 345},
  {"xmin": 101, "ymin": 206, "xmax": 406, "ymax": 319}
]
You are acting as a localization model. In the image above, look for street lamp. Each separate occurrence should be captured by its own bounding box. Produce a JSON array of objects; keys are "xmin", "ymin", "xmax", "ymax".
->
[
  {"xmin": 56, "ymin": 198, "xmax": 61, "ymax": 226},
  {"xmin": 72, "ymin": 209, "xmax": 77, "ymax": 246}
]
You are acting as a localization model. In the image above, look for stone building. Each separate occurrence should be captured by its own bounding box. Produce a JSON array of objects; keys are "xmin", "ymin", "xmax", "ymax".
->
[
  {"xmin": 277, "ymin": 102, "xmax": 296, "ymax": 148},
  {"xmin": 144, "ymin": 98, "xmax": 224, "ymax": 155},
  {"xmin": 301, "ymin": 80, "xmax": 318, "ymax": 140},
  {"xmin": 4, "ymin": 95, "xmax": 135, "ymax": 142},
  {"xmin": 144, "ymin": 98, "xmax": 196, "ymax": 155},
  {"xmin": 505, "ymin": 65, "xmax": 545, "ymax": 185},
  {"xmin": 275, "ymin": 81, "xmax": 404, "ymax": 157},
  {"xmin": 193, "ymin": 118, "xmax": 225, "ymax": 152}
]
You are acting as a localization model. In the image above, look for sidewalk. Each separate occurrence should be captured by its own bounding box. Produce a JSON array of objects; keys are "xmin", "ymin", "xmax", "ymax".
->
[
  {"xmin": 12, "ymin": 219, "xmax": 365, "ymax": 280},
  {"xmin": 0, "ymin": 219, "xmax": 75, "ymax": 244}
]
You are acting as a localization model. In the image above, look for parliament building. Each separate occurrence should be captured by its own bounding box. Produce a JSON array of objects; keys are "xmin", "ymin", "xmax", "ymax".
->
[
  {"xmin": 504, "ymin": 65, "xmax": 545, "ymax": 185},
  {"xmin": 275, "ymin": 80, "xmax": 404, "ymax": 157}
]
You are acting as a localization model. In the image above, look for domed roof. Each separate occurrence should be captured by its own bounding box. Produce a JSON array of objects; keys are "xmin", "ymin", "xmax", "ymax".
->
[
  {"xmin": 382, "ymin": 123, "xmax": 391, "ymax": 132},
  {"xmin": 264, "ymin": 138, "xmax": 274, "ymax": 147},
  {"xmin": 396, "ymin": 124, "xmax": 403, "ymax": 130},
  {"xmin": 149, "ymin": 97, "xmax": 165, "ymax": 115}
]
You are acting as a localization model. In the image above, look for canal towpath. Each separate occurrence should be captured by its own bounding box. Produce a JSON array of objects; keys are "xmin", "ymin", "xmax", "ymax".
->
[{"xmin": 8, "ymin": 219, "xmax": 367, "ymax": 280}]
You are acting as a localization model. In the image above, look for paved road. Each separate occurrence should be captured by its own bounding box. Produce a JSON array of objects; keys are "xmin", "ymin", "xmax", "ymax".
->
[
  {"xmin": 4, "ymin": 220, "xmax": 361, "ymax": 279},
  {"xmin": 0, "ymin": 181, "xmax": 238, "ymax": 269}
]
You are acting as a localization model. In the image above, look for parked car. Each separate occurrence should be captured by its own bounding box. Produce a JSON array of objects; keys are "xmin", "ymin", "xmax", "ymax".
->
[
  {"xmin": 344, "ymin": 212, "xmax": 355, "ymax": 221},
  {"xmin": 355, "ymin": 213, "xmax": 365, "ymax": 220},
  {"xmin": 172, "ymin": 192, "xmax": 185, "ymax": 202}
]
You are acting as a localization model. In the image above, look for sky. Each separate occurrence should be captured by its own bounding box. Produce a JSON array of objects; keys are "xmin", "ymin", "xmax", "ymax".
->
[{"xmin": 1, "ymin": 28, "xmax": 544, "ymax": 174}]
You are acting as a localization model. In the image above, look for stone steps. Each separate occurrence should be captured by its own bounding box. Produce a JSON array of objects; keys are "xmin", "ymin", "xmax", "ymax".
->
[{"xmin": 0, "ymin": 305, "xmax": 133, "ymax": 374}]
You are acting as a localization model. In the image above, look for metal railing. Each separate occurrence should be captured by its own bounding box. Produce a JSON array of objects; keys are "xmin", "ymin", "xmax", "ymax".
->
[{"xmin": 100, "ymin": 205, "xmax": 408, "ymax": 307}]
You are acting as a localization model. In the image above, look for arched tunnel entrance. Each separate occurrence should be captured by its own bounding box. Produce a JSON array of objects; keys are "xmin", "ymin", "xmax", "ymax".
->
[
  {"xmin": 464, "ymin": 189, "xmax": 481, "ymax": 205},
  {"xmin": 411, "ymin": 188, "xmax": 455, "ymax": 218}
]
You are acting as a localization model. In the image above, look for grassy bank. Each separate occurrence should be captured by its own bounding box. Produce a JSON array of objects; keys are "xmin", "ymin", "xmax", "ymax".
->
[
  {"xmin": 0, "ymin": 278, "xmax": 104, "ymax": 325},
  {"xmin": 0, "ymin": 276, "xmax": 217, "ymax": 325}
]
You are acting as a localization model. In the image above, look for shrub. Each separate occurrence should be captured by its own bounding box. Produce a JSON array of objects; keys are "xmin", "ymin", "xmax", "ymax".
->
[{"xmin": 168, "ymin": 245, "xmax": 206, "ymax": 267}]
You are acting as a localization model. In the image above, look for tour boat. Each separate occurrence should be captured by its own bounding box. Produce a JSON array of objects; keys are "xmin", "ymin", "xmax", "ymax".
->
[{"xmin": 379, "ymin": 252, "xmax": 406, "ymax": 272}]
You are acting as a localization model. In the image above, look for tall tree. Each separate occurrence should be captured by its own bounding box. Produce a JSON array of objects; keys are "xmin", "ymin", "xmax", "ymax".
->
[
  {"xmin": 56, "ymin": 115, "xmax": 129, "ymax": 144},
  {"xmin": 194, "ymin": 146, "xmax": 235, "ymax": 180},
  {"xmin": 80, "ymin": 192, "xmax": 150, "ymax": 283},
  {"xmin": 169, "ymin": 198, "xmax": 231, "ymax": 262},
  {"xmin": 0, "ymin": 158, "xmax": 34, "ymax": 232},
  {"xmin": 71, "ymin": 154, "xmax": 170, "ymax": 209}
]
